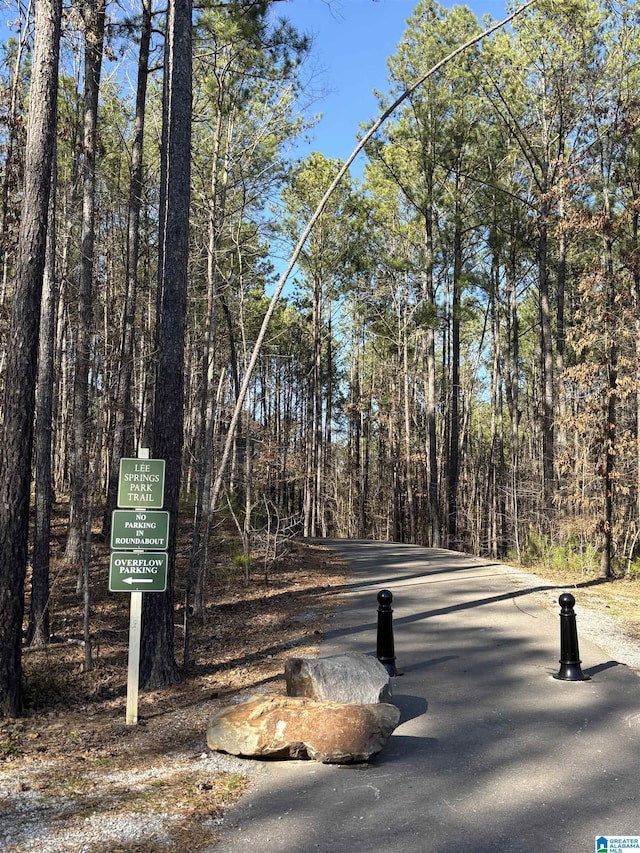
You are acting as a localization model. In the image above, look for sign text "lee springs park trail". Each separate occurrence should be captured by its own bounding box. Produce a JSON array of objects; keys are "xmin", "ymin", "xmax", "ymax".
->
[
  {"xmin": 110, "ymin": 457, "xmax": 169, "ymax": 594},
  {"xmin": 117, "ymin": 458, "xmax": 165, "ymax": 509}
]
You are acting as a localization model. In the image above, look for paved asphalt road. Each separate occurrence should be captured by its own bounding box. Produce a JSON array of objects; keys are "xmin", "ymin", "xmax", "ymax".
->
[{"xmin": 212, "ymin": 540, "xmax": 640, "ymax": 853}]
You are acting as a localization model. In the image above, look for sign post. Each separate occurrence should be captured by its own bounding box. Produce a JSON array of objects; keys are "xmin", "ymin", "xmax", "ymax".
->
[
  {"xmin": 126, "ymin": 591, "xmax": 143, "ymax": 727},
  {"xmin": 110, "ymin": 450, "xmax": 167, "ymax": 726}
]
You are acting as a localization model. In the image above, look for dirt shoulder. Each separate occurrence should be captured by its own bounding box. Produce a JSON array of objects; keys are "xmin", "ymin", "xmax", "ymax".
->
[{"xmin": 0, "ymin": 534, "xmax": 350, "ymax": 853}]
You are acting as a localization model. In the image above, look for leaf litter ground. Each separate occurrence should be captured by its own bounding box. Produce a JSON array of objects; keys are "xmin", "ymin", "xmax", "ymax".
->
[{"xmin": 0, "ymin": 511, "xmax": 350, "ymax": 853}]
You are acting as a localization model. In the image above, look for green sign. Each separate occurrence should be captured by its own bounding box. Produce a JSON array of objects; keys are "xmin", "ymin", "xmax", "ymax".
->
[
  {"xmin": 109, "ymin": 552, "xmax": 168, "ymax": 592},
  {"xmin": 111, "ymin": 510, "xmax": 169, "ymax": 551},
  {"xmin": 117, "ymin": 458, "xmax": 165, "ymax": 509}
]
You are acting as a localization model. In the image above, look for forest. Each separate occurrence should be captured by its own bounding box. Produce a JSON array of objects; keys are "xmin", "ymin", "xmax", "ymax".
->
[{"xmin": 1, "ymin": 0, "xmax": 640, "ymax": 717}]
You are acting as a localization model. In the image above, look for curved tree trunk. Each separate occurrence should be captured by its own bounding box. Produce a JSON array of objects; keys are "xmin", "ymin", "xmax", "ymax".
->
[{"xmin": 205, "ymin": 4, "xmax": 536, "ymax": 524}]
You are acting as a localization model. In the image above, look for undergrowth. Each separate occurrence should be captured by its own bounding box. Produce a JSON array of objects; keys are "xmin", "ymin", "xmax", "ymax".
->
[{"xmin": 512, "ymin": 530, "xmax": 600, "ymax": 577}]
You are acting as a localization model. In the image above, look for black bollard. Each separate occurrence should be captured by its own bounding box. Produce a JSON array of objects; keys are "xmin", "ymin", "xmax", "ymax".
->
[
  {"xmin": 377, "ymin": 589, "xmax": 399, "ymax": 676},
  {"xmin": 553, "ymin": 592, "xmax": 590, "ymax": 681}
]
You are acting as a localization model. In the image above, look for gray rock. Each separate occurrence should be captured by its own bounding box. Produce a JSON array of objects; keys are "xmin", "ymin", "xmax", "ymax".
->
[
  {"xmin": 285, "ymin": 653, "xmax": 392, "ymax": 704},
  {"xmin": 206, "ymin": 693, "xmax": 400, "ymax": 764}
]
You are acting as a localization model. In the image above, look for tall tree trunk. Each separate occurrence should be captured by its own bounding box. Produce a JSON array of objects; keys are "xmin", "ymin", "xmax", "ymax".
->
[
  {"xmin": 423, "ymin": 212, "xmax": 440, "ymax": 547},
  {"xmin": 65, "ymin": 0, "xmax": 106, "ymax": 567},
  {"xmin": 191, "ymin": 109, "xmax": 232, "ymax": 619},
  {"xmin": 600, "ymin": 187, "xmax": 617, "ymax": 579},
  {"xmin": 102, "ymin": 0, "xmax": 152, "ymax": 538},
  {"xmin": 0, "ymin": 0, "xmax": 32, "ymax": 308},
  {"xmin": 349, "ymin": 319, "xmax": 363, "ymax": 538},
  {"xmin": 0, "ymin": 0, "xmax": 61, "ymax": 717},
  {"xmin": 360, "ymin": 341, "xmax": 372, "ymax": 539},
  {"xmin": 505, "ymin": 223, "xmax": 521, "ymax": 559},
  {"xmin": 304, "ymin": 274, "xmax": 322, "ymax": 538},
  {"xmin": 556, "ymin": 189, "xmax": 567, "ymax": 459},
  {"xmin": 322, "ymin": 299, "xmax": 333, "ymax": 537},
  {"xmin": 403, "ymin": 295, "xmax": 416, "ymax": 543},
  {"xmin": 538, "ymin": 196, "xmax": 555, "ymax": 528},
  {"xmin": 447, "ymin": 205, "xmax": 463, "ymax": 550},
  {"xmin": 487, "ymin": 263, "xmax": 506, "ymax": 558},
  {"xmin": 140, "ymin": 0, "xmax": 192, "ymax": 688},
  {"xmin": 313, "ymin": 282, "xmax": 323, "ymax": 538},
  {"xmin": 28, "ymin": 140, "xmax": 58, "ymax": 647},
  {"xmin": 634, "ymin": 204, "xmax": 640, "ymax": 544}
]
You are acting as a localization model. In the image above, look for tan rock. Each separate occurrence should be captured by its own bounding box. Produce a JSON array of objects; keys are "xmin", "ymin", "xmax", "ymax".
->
[{"xmin": 206, "ymin": 693, "xmax": 401, "ymax": 764}]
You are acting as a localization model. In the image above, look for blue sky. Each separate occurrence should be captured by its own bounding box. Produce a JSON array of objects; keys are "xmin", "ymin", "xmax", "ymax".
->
[{"xmin": 279, "ymin": 0, "xmax": 513, "ymax": 165}]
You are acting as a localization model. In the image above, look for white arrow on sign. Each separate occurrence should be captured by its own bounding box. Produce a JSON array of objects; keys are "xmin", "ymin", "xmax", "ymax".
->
[{"xmin": 123, "ymin": 577, "xmax": 155, "ymax": 585}]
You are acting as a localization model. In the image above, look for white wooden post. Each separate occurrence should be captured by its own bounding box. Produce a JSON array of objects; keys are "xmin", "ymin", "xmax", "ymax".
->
[
  {"xmin": 125, "ymin": 590, "xmax": 142, "ymax": 725},
  {"xmin": 125, "ymin": 446, "xmax": 150, "ymax": 725}
]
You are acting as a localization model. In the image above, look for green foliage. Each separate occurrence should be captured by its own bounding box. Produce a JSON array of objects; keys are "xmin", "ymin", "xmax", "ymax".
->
[
  {"xmin": 0, "ymin": 733, "xmax": 23, "ymax": 760},
  {"xmin": 515, "ymin": 530, "xmax": 599, "ymax": 575},
  {"xmin": 626, "ymin": 558, "xmax": 640, "ymax": 582},
  {"xmin": 231, "ymin": 552, "xmax": 254, "ymax": 571},
  {"xmin": 221, "ymin": 772, "xmax": 246, "ymax": 794}
]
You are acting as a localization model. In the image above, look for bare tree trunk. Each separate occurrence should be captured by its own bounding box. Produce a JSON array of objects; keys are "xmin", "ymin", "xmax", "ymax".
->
[
  {"xmin": 0, "ymin": 0, "xmax": 61, "ymax": 717},
  {"xmin": 304, "ymin": 274, "xmax": 322, "ymax": 538},
  {"xmin": 0, "ymin": 0, "xmax": 33, "ymax": 311},
  {"xmin": 140, "ymin": 0, "xmax": 192, "ymax": 689},
  {"xmin": 556, "ymin": 189, "xmax": 567, "ymax": 458},
  {"xmin": 102, "ymin": 0, "xmax": 152, "ymax": 538},
  {"xmin": 423, "ymin": 218, "xmax": 440, "ymax": 548},
  {"xmin": 446, "ymin": 204, "xmax": 463, "ymax": 550},
  {"xmin": 600, "ymin": 187, "xmax": 617, "ymax": 579},
  {"xmin": 313, "ymin": 281, "xmax": 323, "ymax": 538},
  {"xmin": 81, "ymin": 373, "xmax": 104, "ymax": 672},
  {"xmin": 191, "ymin": 110, "xmax": 232, "ymax": 619},
  {"xmin": 28, "ymin": 139, "xmax": 58, "ymax": 647},
  {"xmin": 505, "ymin": 225, "xmax": 521, "ymax": 559},
  {"xmin": 634, "ymin": 208, "xmax": 640, "ymax": 544},
  {"xmin": 322, "ymin": 299, "xmax": 333, "ymax": 537},
  {"xmin": 628, "ymin": 158, "xmax": 640, "ymax": 556},
  {"xmin": 348, "ymin": 318, "xmax": 364, "ymax": 538},
  {"xmin": 65, "ymin": 0, "xmax": 105, "ymax": 568},
  {"xmin": 538, "ymin": 196, "xmax": 555, "ymax": 530},
  {"xmin": 487, "ymin": 267, "xmax": 505, "ymax": 558},
  {"xmin": 403, "ymin": 296, "xmax": 416, "ymax": 543}
]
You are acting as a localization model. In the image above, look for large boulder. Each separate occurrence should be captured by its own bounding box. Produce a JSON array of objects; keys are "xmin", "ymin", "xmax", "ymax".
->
[
  {"xmin": 285, "ymin": 653, "xmax": 392, "ymax": 704},
  {"xmin": 206, "ymin": 694, "xmax": 400, "ymax": 764}
]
